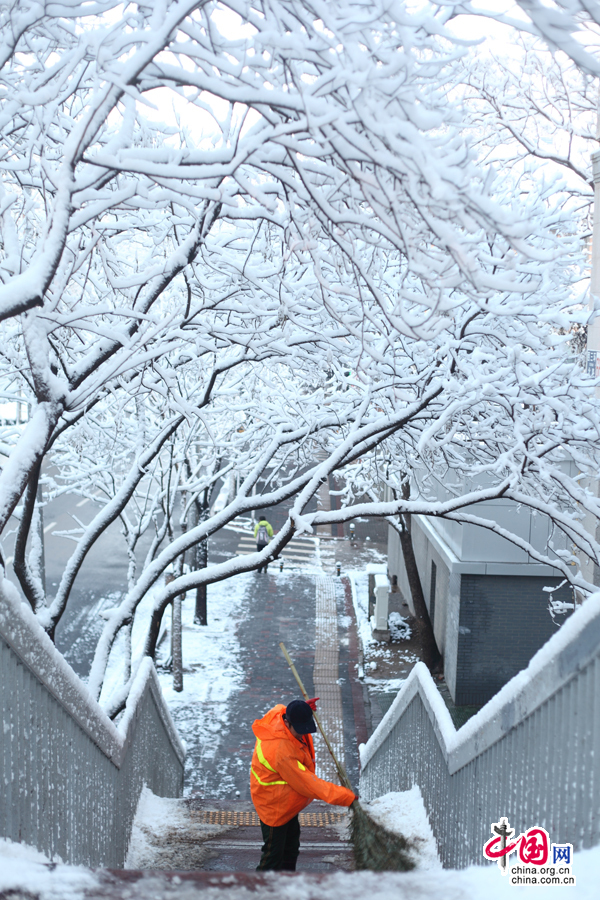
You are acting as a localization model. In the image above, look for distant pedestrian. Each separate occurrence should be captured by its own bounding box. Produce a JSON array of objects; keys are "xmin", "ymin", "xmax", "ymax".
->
[{"xmin": 254, "ymin": 513, "xmax": 274, "ymax": 573}]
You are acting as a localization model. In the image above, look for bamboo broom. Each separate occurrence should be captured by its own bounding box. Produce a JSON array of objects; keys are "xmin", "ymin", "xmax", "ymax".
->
[{"xmin": 279, "ymin": 641, "xmax": 415, "ymax": 871}]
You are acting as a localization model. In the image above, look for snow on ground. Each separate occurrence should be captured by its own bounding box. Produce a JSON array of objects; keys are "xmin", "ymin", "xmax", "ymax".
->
[
  {"xmin": 388, "ymin": 611, "xmax": 411, "ymax": 640},
  {"xmin": 100, "ymin": 568, "xmax": 252, "ymax": 795},
  {"xmin": 125, "ymin": 787, "xmax": 233, "ymax": 869},
  {"xmin": 156, "ymin": 572, "xmax": 251, "ymax": 796},
  {"xmin": 363, "ymin": 787, "xmax": 441, "ymax": 871},
  {"xmin": 348, "ymin": 568, "xmax": 418, "ymax": 684},
  {"xmin": 1, "ymin": 835, "xmax": 599, "ymax": 898},
  {"xmin": 363, "ymin": 675, "xmax": 406, "ymax": 693},
  {"xmin": 0, "ymin": 838, "xmax": 97, "ymax": 899}
]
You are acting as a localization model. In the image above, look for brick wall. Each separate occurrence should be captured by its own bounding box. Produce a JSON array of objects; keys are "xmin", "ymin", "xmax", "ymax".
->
[{"xmin": 455, "ymin": 574, "xmax": 574, "ymax": 705}]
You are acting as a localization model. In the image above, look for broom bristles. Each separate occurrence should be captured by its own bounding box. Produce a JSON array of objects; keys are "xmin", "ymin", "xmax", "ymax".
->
[{"xmin": 350, "ymin": 801, "xmax": 416, "ymax": 871}]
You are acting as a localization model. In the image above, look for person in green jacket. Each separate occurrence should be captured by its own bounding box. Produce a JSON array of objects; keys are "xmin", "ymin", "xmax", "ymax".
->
[{"xmin": 254, "ymin": 513, "xmax": 274, "ymax": 573}]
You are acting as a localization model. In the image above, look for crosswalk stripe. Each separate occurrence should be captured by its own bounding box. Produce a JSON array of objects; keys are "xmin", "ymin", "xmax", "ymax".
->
[
  {"xmin": 236, "ymin": 544, "xmax": 316, "ymax": 556},
  {"xmin": 236, "ymin": 550, "xmax": 315, "ymax": 561},
  {"xmin": 237, "ymin": 536, "xmax": 315, "ymax": 547}
]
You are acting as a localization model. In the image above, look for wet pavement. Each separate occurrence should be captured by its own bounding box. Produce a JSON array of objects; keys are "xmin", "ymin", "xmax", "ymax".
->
[
  {"xmin": 138, "ymin": 560, "xmax": 379, "ymax": 873},
  {"xmin": 185, "ymin": 571, "xmax": 365, "ymax": 802}
]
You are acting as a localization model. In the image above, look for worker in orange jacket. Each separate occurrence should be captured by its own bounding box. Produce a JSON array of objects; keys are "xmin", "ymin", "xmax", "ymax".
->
[{"xmin": 250, "ymin": 699, "xmax": 356, "ymax": 870}]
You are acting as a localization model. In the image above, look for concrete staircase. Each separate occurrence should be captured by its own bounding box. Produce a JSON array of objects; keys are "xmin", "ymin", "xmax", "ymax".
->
[
  {"xmin": 184, "ymin": 799, "xmax": 352, "ymax": 873},
  {"xmin": 85, "ymin": 871, "xmax": 345, "ymax": 898},
  {"xmin": 93, "ymin": 796, "xmax": 355, "ymax": 897}
]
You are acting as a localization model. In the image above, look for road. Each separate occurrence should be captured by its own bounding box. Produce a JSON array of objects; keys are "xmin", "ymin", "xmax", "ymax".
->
[
  {"xmin": 2, "ymin": 487, "xmax": 144, "ymax": 675},
  {"xmin": 1, "ymin": 488, "xmax": 252, "ymax": 676},
  {"xmin": 0, "ymin": 477, "xmax": 386, "ymax": 679}
]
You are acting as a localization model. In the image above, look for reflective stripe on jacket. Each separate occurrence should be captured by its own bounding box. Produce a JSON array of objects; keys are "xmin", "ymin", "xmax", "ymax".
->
[{"xmin": 249, "ymin": 704, "xmax": 355, "ymax": 827}]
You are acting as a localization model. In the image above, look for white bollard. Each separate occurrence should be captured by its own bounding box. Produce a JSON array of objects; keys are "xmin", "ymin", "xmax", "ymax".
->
[{"xmin": 371, "ymin": 572, "xmax": 391, "ymax": 642}]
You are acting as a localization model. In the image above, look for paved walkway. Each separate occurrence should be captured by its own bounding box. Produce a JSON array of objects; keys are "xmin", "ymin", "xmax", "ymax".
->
[
  {"xmin": 313, "ymin": 577, "xmax": 345, "ymax": 781},
  {"xmin": 142, "ymin": 570, "xmax": 369, "ymax": 873},
  {"xmin": 183, "ymin": 571, "xmax": 366, "ymax": 802}
]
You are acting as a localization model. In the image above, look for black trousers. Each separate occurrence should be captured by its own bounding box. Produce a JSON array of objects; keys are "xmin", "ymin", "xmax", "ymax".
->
[
  {"xmin": 256, "ymin": 541, "xmax": 268, "ymax": 572},
  {"xmin": 257, "ymin": 815, "xmax": 300, "ymax": 871}
]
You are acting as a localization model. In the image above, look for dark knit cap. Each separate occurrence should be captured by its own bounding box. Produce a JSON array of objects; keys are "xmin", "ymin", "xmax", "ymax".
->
[{"xmin": 285, "ymin": 699, "xmax": 317, "ymax": 735}]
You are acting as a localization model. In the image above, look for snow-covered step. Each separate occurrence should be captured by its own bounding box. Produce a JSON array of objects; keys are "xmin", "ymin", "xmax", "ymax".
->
[
  {"xmin": 7, "ymin": 844, "xmax": 598, "ymax": 899},
  {"xmin": 125, "ymin": 792, "xmax": 353, "ymax": 873}
]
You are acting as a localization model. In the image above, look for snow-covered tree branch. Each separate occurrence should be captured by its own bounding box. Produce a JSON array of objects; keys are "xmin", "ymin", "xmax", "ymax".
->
[{"xmin": 1, "ymin": 0, "xmax": 600, "ymax": 712}]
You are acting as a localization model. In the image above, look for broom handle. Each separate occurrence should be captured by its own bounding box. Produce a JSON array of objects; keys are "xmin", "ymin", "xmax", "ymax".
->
[{"xmin": 279, "ymin": 641, "xmax": 354, "ymax": 793}]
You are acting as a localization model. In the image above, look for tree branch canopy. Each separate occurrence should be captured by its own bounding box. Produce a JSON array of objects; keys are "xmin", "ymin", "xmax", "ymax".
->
[{"xmin": 0, "ymin": 0, "xmax": 599, "ymax": 712}]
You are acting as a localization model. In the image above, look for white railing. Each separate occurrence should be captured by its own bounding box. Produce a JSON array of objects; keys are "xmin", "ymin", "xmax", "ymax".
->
[
  {"xmin": 359, "ymin": 593, "xmax": 600, "ymax": 868},
  {"xmin": 0, "ymin": 577, "xmax": 185, "ymax": 867}
]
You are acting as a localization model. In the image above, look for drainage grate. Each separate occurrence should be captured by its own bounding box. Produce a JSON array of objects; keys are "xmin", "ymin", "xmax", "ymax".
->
[{"xmin": 189, "ymin": 809, "xmax": 347, "ymax": 826}]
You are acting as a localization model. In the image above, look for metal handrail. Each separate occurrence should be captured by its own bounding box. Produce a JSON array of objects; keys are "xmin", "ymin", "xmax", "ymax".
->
[
  {"xmin": 359, "ymin": 593, "xmax": 600, "ymax": 868},
  {"xmin": 0, "ymin": 581, "xmax": 185, "ymax": 866}
]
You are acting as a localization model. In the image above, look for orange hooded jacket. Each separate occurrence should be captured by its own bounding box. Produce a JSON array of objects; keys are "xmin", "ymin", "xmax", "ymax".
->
[{"xmin": 250, "ymin": 704, "xmax": 355, "ymax": 827}]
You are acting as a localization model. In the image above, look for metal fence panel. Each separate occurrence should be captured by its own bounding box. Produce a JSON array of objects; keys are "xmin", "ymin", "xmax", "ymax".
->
[
  {"xmin": 360, "ymin": 595, "xmax": 600, "ymax": 868},
  {"xmin": 0, "ymin": 586, "xmax": 185, "ymax": 867}
]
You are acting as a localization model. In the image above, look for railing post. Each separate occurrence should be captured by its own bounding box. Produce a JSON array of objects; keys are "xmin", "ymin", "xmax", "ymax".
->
[{"xmin": 371, "ymin": 572, "xmax": 390, "ymax": 641}]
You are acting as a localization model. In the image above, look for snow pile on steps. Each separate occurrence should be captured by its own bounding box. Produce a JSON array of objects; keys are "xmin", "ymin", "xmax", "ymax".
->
[
  {"xmin": 128, "ymin": 786, "xmax": 441, "ymax": 874},
  {"xmin": 125, "ymin": 788, "xmax": 234, "ymax": 870},
  {"xmin": 0, "ymin": 839, "xmax": 96, "ymax": 900},
  {"xmin": 360, "ymin": 589, "xmax": 600, "ymax": 774},
  {"xmin": 362, "ymin": 786, "xmax": 441, "ymax": 871},
  {"xmin": 1, "ymin": 837, "xmax": 599, "ymax": 898}
]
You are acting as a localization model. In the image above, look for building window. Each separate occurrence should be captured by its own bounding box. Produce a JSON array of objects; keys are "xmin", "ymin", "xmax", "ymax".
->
[{"xmin": 430, "ymin": 560, "xmax": 437, "ymax": 627}]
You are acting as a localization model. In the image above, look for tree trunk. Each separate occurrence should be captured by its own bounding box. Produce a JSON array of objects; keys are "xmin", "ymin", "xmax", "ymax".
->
[
  {"xmin": 14, "ymin": 459, "xmax": 47, "ymax": 617},
  {"xmin": 194, "ymin": 576, "xmax": 207, "ymax": 626},
  {"xmin": 145, "ymin": 596, "xmax": 171, "ymax": 660},
  {"xmin": 194, "ymin": 500, "xmax": 209, "ymax": 626},
  {"xmin": 171, "ymin": 591, "xmax": 183, "ymax": 692},
  {"xmin": 397, "ymin": 514, "xmax": 441, "ymax": 673}
]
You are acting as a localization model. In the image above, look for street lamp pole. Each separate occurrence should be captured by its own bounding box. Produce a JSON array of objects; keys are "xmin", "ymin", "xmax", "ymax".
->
[
  {"xmin": 582, "ymin": 149, "xmax": 600, "ymax": 590},
  {"xmin": 587, "ymin": 151, "xmax": 600, "ymax": 371}
]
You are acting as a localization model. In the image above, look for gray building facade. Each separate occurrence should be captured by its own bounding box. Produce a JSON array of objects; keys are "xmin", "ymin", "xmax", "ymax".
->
[{"xmin": 388, "ymin": 501, "xmax": 574, "ymax": 705}]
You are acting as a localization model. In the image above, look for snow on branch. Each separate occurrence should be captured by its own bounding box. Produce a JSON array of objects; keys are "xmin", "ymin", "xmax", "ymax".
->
[{"xmin": 0, "ymin": 0, "xmax": 599, "ymax": 712}]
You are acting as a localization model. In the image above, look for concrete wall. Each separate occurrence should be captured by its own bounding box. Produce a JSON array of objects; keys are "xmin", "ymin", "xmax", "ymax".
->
[
  {"xmin": 455, "ymin": 574, "xmax": 573, "ymax": 705},
  {"xmin": 425, "ymin": 500, "xmax": 567, "ymax": 565},
  {"xmin": 387, "ymin": 511, "xmax": 573, "ymax": 706},
  {"xmin": 388, "ymin": 519, "xmax": 462, "ymax": 697}
]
